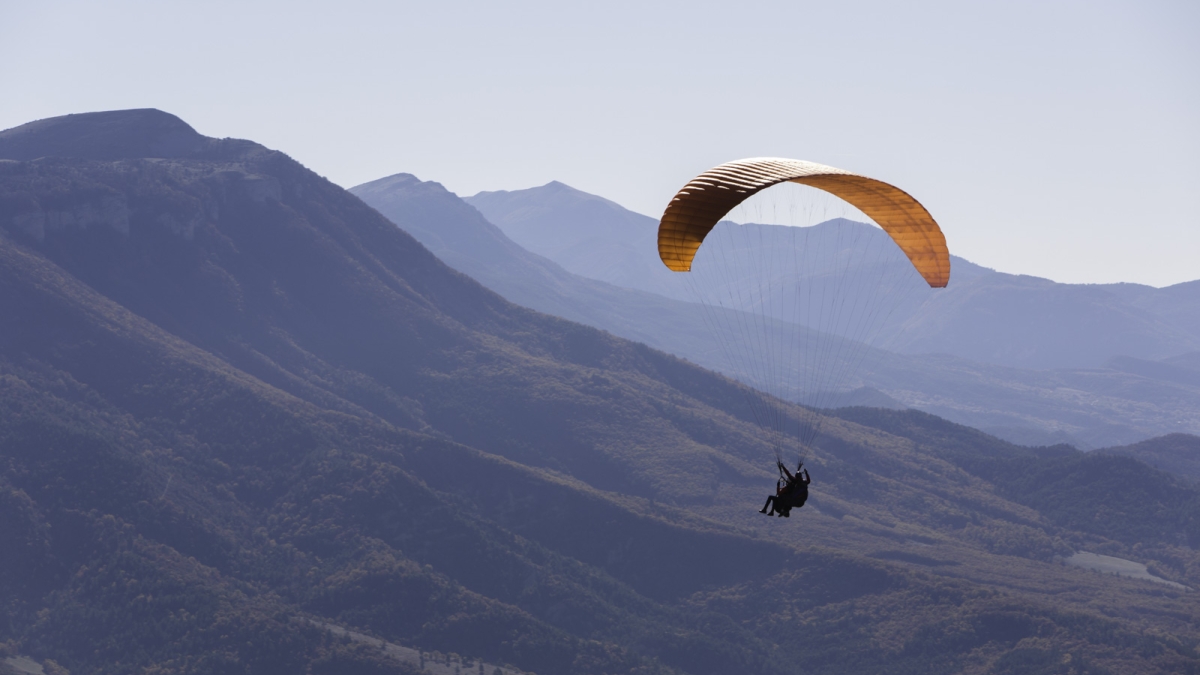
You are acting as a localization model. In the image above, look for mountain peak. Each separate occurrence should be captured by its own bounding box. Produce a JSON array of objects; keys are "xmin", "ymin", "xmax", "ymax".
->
[
  {"xmin": 470, "ymin": 179, "xmax": 623, "ymax": 210},
  {"xmin": 0, "ymin": 109, "xmax": 213, "ymax": 161},
  {"xmin": 352, "ymin": 173, "xmax": 463, "ymax": 206},
  {"xmin": 354, "ymin": 172, "xmax": 432, "ymax": 193}
]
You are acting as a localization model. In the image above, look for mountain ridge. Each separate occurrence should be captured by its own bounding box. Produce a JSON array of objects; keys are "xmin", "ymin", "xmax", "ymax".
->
[
  {"xmin": 3, "ymin": 109, "xmax": 1199, "ymax": 674},
  {"xmin": 0, "ymin": 108, "xmax": 270, "ymax": 164},
  {"xmin": 358, "ymin": 175, "xmax": 1200, "ymax": 449},
  {"xmin": 465, "ymin": 181, "xmax": 1200, "ymax": 370}
]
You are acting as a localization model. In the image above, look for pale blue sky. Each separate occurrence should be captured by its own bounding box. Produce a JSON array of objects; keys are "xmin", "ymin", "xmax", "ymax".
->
[{"xmin": 3, "ymin": 0, "xmax": 1196, "ymax": 286}]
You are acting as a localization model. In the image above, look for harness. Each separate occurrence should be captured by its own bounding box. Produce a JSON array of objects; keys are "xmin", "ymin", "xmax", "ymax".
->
[{"xmin": 776, "ymin": 462, "xmax": 808, "ymax": 503}]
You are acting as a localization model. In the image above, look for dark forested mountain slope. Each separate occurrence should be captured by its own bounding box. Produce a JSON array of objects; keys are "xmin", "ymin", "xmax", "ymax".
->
[
  {"xmin": 1, "ymin": 110, "xmax": 1198, "ymax": 675},
  {"xmin": 1098, "ymin": 434, "xmax": 1200, "ymax": 483}
]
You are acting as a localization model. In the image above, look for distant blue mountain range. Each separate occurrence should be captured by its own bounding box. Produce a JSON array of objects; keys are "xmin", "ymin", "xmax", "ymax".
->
[
  {"xmin": 354, "ymin": 175, "xmax": 1200, "ymax": 449},
  {"xmin": 467, "ymin": 182, "xmax": 1200, "ymax": 371}
]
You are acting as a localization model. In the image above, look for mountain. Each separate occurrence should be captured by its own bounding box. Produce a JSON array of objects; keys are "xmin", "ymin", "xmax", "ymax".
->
[
  {"xmin": 2, "ymin": 110, "xmax": 1200, "ymax": 674},
  {"xmin": 359, "ymin": 176, "xmax": 1200, "ymax": 449},
  {"xmin": 350, "ymin": 174, "xmax": 884, "ymax": 410},
  {"xmin": 465, "ymin": 181, "xmax": 674, "ymax": 296},
  {"xmin": 0, "ymin": 108, "xmax": 262, "ymax": 163},
  {"xmin": 466, "ymin": 182, "xmax": 1200, "ymax": 371},
  {"xmin": 889, "ymin": 276, "xmax": 1200, "ymax": 370},
  {"xmin": 1107, "ymin": 352, "xmax": 1200, "ymax": 389},
  {"xmin": 1098, "ymin": 434, "xmax": 1200, "ymax": 483},
  {"xmin": 349, "ymin": 173, "xmax": 818, "ymax": 372},
  {"xmin": 862, "ymin": 350, "xmax": 1200, "ymax": 449}
]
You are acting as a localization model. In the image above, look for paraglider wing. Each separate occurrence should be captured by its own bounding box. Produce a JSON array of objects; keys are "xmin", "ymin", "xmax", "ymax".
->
[{"xmin": 657, "ymin": 158, "xmax": 950, "ymax": 287}]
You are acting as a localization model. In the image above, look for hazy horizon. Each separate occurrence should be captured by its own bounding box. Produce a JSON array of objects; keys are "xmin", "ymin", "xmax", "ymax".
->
[{"xmin": 3, "ymin": 0, "xmax": 1196, "ymax": 287}]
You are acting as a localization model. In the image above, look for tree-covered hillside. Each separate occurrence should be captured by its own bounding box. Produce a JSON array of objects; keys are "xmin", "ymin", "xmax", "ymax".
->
[
  {"xmin": 1098, "ymin": 433, "xmax": 1200, "ymax": 483},
  {"xmin": 1, "ymin": 110, "xmax": 1198, "ymax": 675}
]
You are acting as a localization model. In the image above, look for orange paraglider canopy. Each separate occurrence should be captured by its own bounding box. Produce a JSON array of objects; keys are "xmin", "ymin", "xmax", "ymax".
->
[{"xmin": 657, "ymin": 158, "xmax": 950, "ymax": 287}]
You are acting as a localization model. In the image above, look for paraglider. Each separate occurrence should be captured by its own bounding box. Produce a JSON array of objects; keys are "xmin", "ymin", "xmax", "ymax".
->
[
  {"xmin": 760, "ymin": 460, "xmax": 810, "ymax": 517},
  {"xmin": 658, "ymin": 158, "xmax": 949, "ymax": 287},
  {"xmin": 656, "ymin": 158, "xmax": 950, "ymax": 516}
]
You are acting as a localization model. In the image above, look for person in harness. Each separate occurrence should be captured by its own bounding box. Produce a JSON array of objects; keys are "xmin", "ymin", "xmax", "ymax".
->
[{"xmin": 759, "ymin": 460, "xmax": 810, "ymax": 517}]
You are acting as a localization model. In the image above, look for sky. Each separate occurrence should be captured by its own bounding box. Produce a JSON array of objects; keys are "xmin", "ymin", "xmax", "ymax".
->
[{"xmin": 2, "ymin": 0, "xmax": 1197, "ymax": 287}]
